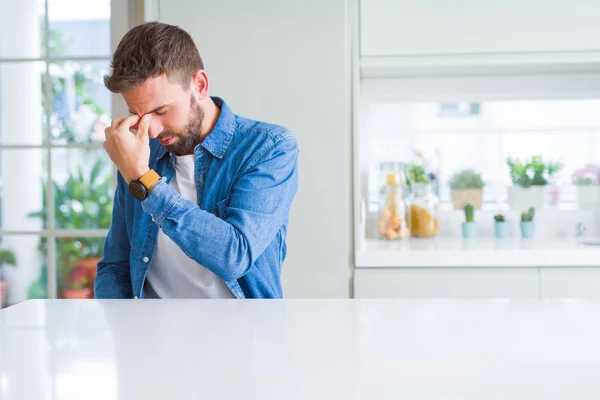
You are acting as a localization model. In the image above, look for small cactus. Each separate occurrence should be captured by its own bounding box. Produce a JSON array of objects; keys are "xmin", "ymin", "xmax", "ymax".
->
[
  {"xmin": 494, "ymin": 214, "xmax": 505, "ymax": 222},
  {"xmin": 464, "ymin": 203, "xmax": 474, "ymax": 222},
  {"xmin": 521, "ymin": 207, "xmax": 535, "ymax": 222}
]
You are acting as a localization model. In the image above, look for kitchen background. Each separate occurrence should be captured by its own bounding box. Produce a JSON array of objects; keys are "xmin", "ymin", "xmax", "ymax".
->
[{"xmin": 2, "ymin": 0, "xmax": 600, "ymax": 306}]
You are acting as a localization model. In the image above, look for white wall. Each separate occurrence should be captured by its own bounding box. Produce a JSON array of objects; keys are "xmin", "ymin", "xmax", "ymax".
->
[{"xmin": 156, "ymin": 0, "xmax": 353, "ymax": 297}]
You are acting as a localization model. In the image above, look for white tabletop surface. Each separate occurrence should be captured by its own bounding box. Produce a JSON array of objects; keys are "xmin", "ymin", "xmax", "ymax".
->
[{"xmin": 2, "ymin": 299, "xmax": 600, "ymax": 399}]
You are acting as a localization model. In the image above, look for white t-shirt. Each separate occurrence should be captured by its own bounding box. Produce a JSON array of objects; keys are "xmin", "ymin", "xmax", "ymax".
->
[{"xmin": 143, "ymin": 154, "xmax": 235, "ymax": 299}]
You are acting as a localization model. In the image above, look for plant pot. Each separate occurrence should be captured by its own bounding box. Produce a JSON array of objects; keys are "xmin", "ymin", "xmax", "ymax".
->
[
  {"xmin": 575, "ymin": 185, "xmax": 600, "ymax": 210},
  {"xmin": 450, "ymin": 189, "xmax": 483, "ymax": 210},
  {"xmin": 461, "ymin": 222, "xmax": 478, "ymax": 239},
  {"xmin": 507, "ymin": 186, "xmax": 546, "ymax": 210},
  {"xmin": 62, "ymin": 287, "xmax": 93, "ymax": 299},
  {"xmin": 0, "ymin": 279, "xmax": 8, "ymax": 308},
  {"xmin": 79, "ymin": 257, "xmax": 100, "ymax": 282},
  {"xmin": 494, "ymin": 221, "xmax": 511, "ymax": 239},
  {"xmin": 520, "ymin": 221, "xmax": 536, "ymax": 239}
]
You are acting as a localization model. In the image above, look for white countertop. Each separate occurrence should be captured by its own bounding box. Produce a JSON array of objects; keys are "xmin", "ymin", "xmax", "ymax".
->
[
  {"xmin": 356, "ymin": 237, "xmax": 600, "ymax": 267},
  {"xmin": 2, "ymin": 299, "xmax": 600, "ymax": 399}
]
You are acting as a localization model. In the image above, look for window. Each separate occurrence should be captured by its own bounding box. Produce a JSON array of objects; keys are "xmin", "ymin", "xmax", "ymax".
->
[
  {"xmin": 360, "ymin": 73, "xmax": 600, "ymax": 215},
  {"xmin": 0, "ymin": 0, "xmax": 119, "ymax": 308}
]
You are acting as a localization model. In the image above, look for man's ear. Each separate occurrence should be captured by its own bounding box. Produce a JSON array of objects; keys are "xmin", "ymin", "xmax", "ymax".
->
[{"xmin": 191, "ymin": 69, "xmax": 209, "ymax": 100}]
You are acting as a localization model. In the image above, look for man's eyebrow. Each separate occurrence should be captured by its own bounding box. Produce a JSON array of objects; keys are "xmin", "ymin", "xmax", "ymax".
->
[{"xmin": 128, "ymin": 104, "xmax": 169, "ymax": 115}]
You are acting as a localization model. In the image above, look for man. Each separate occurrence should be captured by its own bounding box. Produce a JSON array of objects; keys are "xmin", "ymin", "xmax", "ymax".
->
[{"xmin": 95, "ymin": 22, "xmax": 298, "ymax": 299}]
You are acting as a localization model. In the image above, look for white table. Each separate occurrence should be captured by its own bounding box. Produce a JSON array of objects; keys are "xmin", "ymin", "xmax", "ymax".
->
[{"xmin": 1, "ymin": 299, "xmax": 600, "ymax": 399}]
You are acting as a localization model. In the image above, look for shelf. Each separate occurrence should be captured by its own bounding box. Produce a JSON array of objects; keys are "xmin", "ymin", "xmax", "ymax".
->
[{"xmin": 355, "ymin": 237, "xmax": 600, "ymax": 268}]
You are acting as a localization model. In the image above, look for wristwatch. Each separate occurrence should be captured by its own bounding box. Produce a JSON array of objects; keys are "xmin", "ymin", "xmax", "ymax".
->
[{"xmin": 128, "ymin": 169, "xmax": 161, "ymax": 201}]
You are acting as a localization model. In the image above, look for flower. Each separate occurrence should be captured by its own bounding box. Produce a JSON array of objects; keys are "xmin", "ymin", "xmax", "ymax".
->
[{"xmin": 572, "ymin": 164, "xmax": 600, "ymax": 185}]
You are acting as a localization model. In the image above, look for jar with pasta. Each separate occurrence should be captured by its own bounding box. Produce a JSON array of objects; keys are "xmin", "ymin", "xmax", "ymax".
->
[
  {"xmin": 408, "ymin": 183, "xmax": 440, "ymax": 238},
  {"xmin": 378, "ymin": 173, "xmax": 410, "ymax": 240}
]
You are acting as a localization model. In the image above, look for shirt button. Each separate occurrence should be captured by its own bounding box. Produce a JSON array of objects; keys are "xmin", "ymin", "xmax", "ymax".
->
[
  {"xmin": 161, "ymin": 176, "xmax": 167, "ymax": 182},
  {"xmin": 143, "ymin": 257, "xmax": 149, "ymax": 263}
]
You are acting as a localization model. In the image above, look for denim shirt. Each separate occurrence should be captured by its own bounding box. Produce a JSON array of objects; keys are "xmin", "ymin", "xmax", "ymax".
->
[{"xmin": 94, "ymin": 97, "xmax": 298, "ymax": 299}]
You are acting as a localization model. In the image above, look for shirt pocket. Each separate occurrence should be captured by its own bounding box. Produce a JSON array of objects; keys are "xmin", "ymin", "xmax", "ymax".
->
[{"xmin": 210, "ymin": 197, "xmax": 230, "ymax": 219}]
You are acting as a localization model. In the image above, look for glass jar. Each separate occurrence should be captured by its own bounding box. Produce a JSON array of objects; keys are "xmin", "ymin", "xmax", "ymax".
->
[
  {"xmin": 378, "ymin": 162, "xmax": 407, "ymax": 196},
  {"xmin": 378, "ymin": 173, "xmax": 410, "ymax": 240},
  {"xmin": 408, "ymin": 183, "xmax": 440, "ymax": 238}
]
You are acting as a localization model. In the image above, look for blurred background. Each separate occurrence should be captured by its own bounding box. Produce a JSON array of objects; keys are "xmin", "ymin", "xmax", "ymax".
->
[{"xmin": 2, "ymin": 0, "xmax": 600, "ymax": 307}]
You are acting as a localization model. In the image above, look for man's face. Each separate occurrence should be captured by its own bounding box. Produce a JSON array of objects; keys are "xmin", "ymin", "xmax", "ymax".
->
[{"xmin": 123, "ymin": 74, "xmax": 204, "ymax": 156}]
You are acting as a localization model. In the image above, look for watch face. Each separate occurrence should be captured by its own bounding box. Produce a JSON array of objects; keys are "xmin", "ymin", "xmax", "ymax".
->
[{"xmin": 128, "ymin": 181, "xmax": 147, "ymax": 200}]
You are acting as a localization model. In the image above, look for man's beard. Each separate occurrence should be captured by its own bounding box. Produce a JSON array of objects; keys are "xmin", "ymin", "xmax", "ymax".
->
[{"xmin": 157, "ymin": 95, "xmax": 204, "ymax": 156}]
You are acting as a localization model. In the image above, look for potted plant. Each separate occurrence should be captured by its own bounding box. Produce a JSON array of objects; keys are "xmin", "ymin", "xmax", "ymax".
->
[
  {"xmin": 405, "ymin": 164, "xmax": 440, "ymax": 238},
  {"xmin": 494, "ymin": 214, "xmax": 510, "ymax": 239},
  {"xmin": 449, "ymin": 169, "xmax": 485, "ymax": 210},
  {"xmin": 29, "ymin": 158, "xmax": 113, "ymax": 298},
  {"xmin": 572, "ymin": 164, "xmax": 600, "ymax": 210},
  {"xmin": 0, "ymin": 247, "xmax": 16, "ymax": 308},
  {"xmin": 62, "ymin": 266, "xmax": 92, "ymax": 299},
  {"xmin": 520, "ymin": 207, "xmax": 536, "ymax": 239},
  {"xmin": 506, "ymin": 156, "xmax": 562, "ymax": 210},
  {"xmin": 461, "ymin": 204, "xmax": 477, "ymax": 239}
]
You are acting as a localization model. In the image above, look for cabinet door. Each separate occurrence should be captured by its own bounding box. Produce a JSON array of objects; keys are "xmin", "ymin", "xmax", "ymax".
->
[
  {"xmin": 158, "ymin": 0, "xmax": 352, "ymax": 297},
  {"xmin": 354, "ymin": 268, "xmax": 539, "ymax": 299},
  {"xmin": 540, "ymin": 267, "xmax": 600, "ymax": 298},
  {"xmin": 360, "ymin": 0, "xmax": 600, "ymax": 58}
]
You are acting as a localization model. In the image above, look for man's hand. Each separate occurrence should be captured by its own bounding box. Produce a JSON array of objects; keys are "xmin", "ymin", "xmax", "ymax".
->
[{"xmin": 104, "ymin": 114, "xmax": 152, "ymax": 182}]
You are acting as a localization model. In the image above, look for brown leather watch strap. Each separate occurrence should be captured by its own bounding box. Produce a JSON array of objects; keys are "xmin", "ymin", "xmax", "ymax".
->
[{"xmin": 138, "ymin": 169, "xmax": 161, "ymax": 191}]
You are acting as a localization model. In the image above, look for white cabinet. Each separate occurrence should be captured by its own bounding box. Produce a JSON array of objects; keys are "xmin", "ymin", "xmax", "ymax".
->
[
  {"xmin": 360, "ymin": 0, "xmax": 600, "ymax": 58},
  {"xmin": 354, "ymin": 268, "xmax": 540, "ymax": 299},
  {"xmin": 356, "ymin": 266, "xmax": 600, "ymax": 299},
  {"xmin": 158, "ymin": 0, "xmax": 352, "ymax": 297},
  {"xmin": 540, "ymin": 267, "xmax": 600, "ymax": 298}
]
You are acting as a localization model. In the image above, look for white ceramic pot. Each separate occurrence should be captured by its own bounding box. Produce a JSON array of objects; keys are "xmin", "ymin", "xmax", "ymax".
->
[
  {"xmin": 507, "ymin": 186, "xmax": 546, "ymax": 210},
  {"xmin": 575, "ymin": 185, "xmax": 600, "ymax": 210}
]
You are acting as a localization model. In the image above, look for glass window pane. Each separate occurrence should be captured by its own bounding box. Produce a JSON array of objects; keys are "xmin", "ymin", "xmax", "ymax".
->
[
  {"xmin": 48, "ymin": 0, "xmax": 111, "ymax": 58},
  {"xmin": 364, "ymin": 99, "xmax": 600, "ymax": 210},
  {"xmin": 0, "ymin": 149, "xmax": 46, "ymax": 232},
  {"xmin": 0, "ymin": 0, "xmax": 46, "ymax": 59},
  {"xmin": 0, "ymin": 235, "xmax": 47, "ymax": 309},
  {"xmin": 51, "ymin": 149, "xmax": 113, "ymax": 229},
  {"xmin": 0, "ymin": 62, "xmax": 45, "ymax": 145},
  {"xmin": 49, "ymin": 61, "xmax": 111, "ymax": 144},
  {"xmin": 56, "ymin": 236, "xmax": 104, "ymax": 299}
]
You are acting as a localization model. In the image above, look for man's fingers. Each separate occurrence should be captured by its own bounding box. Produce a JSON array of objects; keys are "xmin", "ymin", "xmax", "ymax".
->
[
  {"xmin": 119, "ymin": 114, "xmax": 141, "ymax": 131},
  {"xmin": 111, "ymin": 118, "xmax": 124, "ymax": 130},
  {"xmin": 137, "ymin": 114, "xmax": 152, "ymax": 139}
]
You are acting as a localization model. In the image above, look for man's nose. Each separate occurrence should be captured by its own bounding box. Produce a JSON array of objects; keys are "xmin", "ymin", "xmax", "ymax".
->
[{"xmin": 148, "ymin": 121, "xmax": 163, "ymax": 139}]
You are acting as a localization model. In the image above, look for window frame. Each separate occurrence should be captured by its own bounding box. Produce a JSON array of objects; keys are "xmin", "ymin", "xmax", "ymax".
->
[{"xmin": 0, "ymin": 0, "xmax": 135, "ymax": 299}]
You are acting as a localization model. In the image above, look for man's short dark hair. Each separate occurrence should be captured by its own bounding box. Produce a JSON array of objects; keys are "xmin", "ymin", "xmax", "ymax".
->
[{"xmin": 104, "ymin": 22, "xmax": 204, "ymax": 93}]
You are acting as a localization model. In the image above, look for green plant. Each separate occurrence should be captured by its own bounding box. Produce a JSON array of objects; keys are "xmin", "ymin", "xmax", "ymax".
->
[
  {"xmin": 0, "ymin": 247, "xmax": 16, "ymax": 283},
  {"xmin": 0, "ymin": 248, "xmax": 16, "ymax": 268},
  {"xmin": 449, "ymin": 169, "xmax": 484, "ymax": 190},
  {"xmin": 464, "ymin": 204, "xmax": 474, "ymax": 222},
  {"xmin": 506, "ymin": 156, "xmax": 562, "ymax": 188},
  {"xmin": 405, "ymin": 164, "xmax": 431, "ymax": 185},
  {"xmin": 494, "ymin": 214, "xmax": 505, "ymax": 222},
  {"xmin": 29, "ymin": 157, "xmax": 112, "ymax": 290},
  {"xmin": 521, "ymin": 207, "xmax": 535, "ymax": 222}
]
